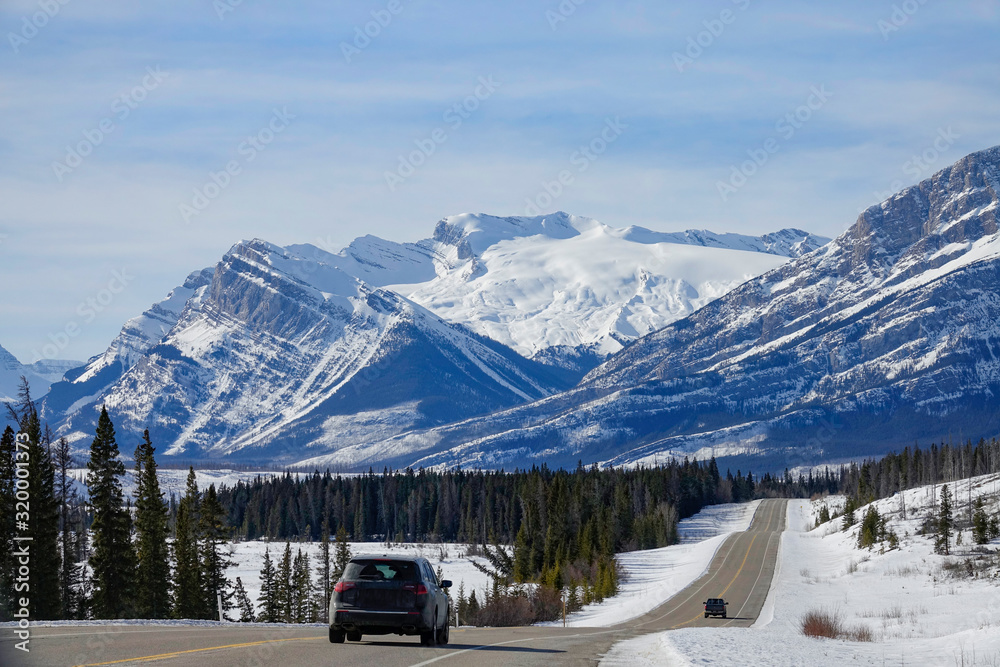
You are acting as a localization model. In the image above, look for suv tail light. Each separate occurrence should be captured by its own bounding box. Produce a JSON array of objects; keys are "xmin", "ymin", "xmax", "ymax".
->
[
  {"xmin": 403, "ymin": 583, "xmax": 428, "ymax": 595},
  {"xmin": 334, "ymin": 582, "xmax": 355, "ymax": 593}
]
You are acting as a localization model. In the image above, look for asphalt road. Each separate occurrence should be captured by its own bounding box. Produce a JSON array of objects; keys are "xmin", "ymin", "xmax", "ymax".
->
[{"xmin": 0, "ymin": 498, "xmax": 787, "ymax": 667}]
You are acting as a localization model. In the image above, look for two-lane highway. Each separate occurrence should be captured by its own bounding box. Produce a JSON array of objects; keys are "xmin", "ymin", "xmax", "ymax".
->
[{"xmin": 0, "ymin": 499, "xmax": 787, "ymax": 666}]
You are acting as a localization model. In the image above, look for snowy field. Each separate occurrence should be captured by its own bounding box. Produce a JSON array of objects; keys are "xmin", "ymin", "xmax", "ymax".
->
[
  {"xmin": 603, "ymin": 473, "xmax": 1000, "ymax": 666},
  {"xmin": 228, "ymin": 540, "xmax": 494, "ymax": 618},
  {"xmin": 538, "ymin": 500, "xmax": 761, "ymax": 627}
]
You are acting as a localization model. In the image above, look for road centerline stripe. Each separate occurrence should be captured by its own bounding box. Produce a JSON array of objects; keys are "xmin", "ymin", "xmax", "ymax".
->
[{"xmin": 71, "ymin": 636, "xmax": 321, "ymax": 666}]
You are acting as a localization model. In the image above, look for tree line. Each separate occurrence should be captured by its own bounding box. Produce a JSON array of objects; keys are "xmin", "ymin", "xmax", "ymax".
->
[{"xmin": 0, "ymin": 382, "xmax": 233, "ymax": 621}]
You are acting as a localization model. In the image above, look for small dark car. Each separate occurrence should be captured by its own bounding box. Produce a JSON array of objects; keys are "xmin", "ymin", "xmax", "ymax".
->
[
  {"xmin": 329, "ymin": 555, "xmax": 452, "ymax": 646},
  {"xmin": 703, "ymin": 597, "xmax": 728, "ymax": 618}
]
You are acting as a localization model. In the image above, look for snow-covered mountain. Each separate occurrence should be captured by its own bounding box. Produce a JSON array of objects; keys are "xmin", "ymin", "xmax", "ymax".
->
[
  {"xmin": 0, "ymin": 344, "xmax": 81, "ymax": 403},
  {"xmin": 41, "ymin": 268, "xmax": 213, "ymax": 421},
  {"xmin": 51, "ymin": 240, "xmax": 569, "ymax": 463},
  {"xmin": 300, "ymin": 212, "xmax": 828, "ymax": 367},
  {"xmin": 40, "ymin": 212, "xmax": 829, "ymax": 465},
  {"xmin": 317, "ymin": 145, "xmax": 1000, "ymax": 472}
]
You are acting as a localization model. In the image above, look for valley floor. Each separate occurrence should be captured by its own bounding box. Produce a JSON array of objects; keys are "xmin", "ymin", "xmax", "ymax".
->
[{"xmin": 602, "ymin": 473, "xmax": 1000, "ymax": 666}]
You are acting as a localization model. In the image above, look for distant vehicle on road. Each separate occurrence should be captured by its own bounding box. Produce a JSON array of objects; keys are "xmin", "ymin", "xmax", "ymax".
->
[
  {"xmin": 329, "ymin": 555, "xmax": 452, "ymax": 646},
  {"xmin": 703, "ymin": 597, "xmax": 728, "ymax": 618}
]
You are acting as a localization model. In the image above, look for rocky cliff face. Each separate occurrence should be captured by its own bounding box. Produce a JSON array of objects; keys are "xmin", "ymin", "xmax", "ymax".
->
[
  {"xmin": 52, "ymin": 240, "xmax": 567, "ymax": 463},
  {"xmin": 335, "ymin": 146, "xmax": 1000, "ymax": 472}
]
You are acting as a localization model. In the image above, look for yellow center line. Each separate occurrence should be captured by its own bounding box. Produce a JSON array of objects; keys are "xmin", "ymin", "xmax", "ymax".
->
[
  {"xmin": 673, "ymin": 532, "xmax": 758, "ymax": 629},
  {"xmin": 72, "ymin": 636, "xmax": 322, "ymax": 666}
]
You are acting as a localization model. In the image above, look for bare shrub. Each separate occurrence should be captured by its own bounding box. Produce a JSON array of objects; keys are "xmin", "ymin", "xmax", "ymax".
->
[
  {"xmin": 475, "ymin": 593, "xmax": 534, "ymax": 627},
  {"xmin": 801, "ymin": 609, "xmax": 875, "ymax": 642},
  {"xmin": 802, "ymin": 609, "xmax": 843, "ymax": 638}
]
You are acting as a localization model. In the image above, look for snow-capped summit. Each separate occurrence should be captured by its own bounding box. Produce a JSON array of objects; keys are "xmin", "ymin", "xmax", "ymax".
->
[
  {"xmin": 304, "ymin": 212, "xmax": 830, "ymax": 364},
  {"xmin": 328, "ymin": 145, "xmax": 1000, "ymax": 472}
]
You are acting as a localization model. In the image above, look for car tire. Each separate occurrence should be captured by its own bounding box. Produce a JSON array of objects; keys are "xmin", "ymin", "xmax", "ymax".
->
[
  {"xmin": 436, "ymin": 613, "xmax": 450, "ymax": 645},
  {"xmin": 330, "ymin": 628, "xmax": 345, "ymax": 644},
  {"xmin": 347, "ymin": 630, "xmax": 362, "ymax": 642},
  {"xmin": 722, "ymin": 613, "xmax": 727, "ymax": 619},
  {"xmin": 420, "ymin": 629, "xmax": 436, "ymax": 646},
  {"xmin": 704, "ymin": 613, "xmax": 708, "ymax": 618}
]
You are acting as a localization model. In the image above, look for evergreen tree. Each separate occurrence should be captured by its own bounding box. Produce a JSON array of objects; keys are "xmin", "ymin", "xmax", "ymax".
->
[
  {"xmin": 173, "ymin": 468, "xmax": 203, "ymax": 618},
  {"xmin": 857, "ymin": 505, "xmax": 881, "ymax": 550},
  {"xmin": 133, "ymin": 430, "xmax": 172, "ymax": 619},
  {"xmin": 257, "ymin": 547, "xmax": 279, "ymax": 622},
  {"xmin": 316, "ymin": 518, "xmax": 332, "ymax": 615},
  {"xmin": 200, "ymin": 484, "xmax": 234, "ymax": 620},
  {"xmin": 333, "ymin": 526, "xmax": 351, "ymax": 580},
  {"xmin": 233, "ymin": 577, "xmax": 255, "ymax": 622},
  {"xmin": 277, "ymin": 542, "xmax": 293, "ymax": 622},
  {"xmin": 55, "ymin": 436, "xmax": 84, "ymax": 619},
  {"xmin": 0, "ymin": 425, "xmax": 16, "ymax": 621},
  {"xmin": 86, "ymin": 406, "xmax": 137, "ymax": 618},
  {"xmin": 5, "ymin": 385, "xmax": 62, "ymax": 619},
  {"xmin": 972, "ymin": 497, "xmax": 989, "ymax": 545},
  {"xmin": 842, "ymin": 496, "xmax": 857, "ymax": 530},
  {"xmin": 291, "ymin": 548, "xmax": 313, "ymax": 622},
  {"xmin": 935, "ymin": 484, "xmax": 953, "ymax": 555}
]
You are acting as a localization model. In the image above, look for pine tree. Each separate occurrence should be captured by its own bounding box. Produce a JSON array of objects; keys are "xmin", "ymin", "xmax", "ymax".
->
[
  {"xmin": 842, "ymin": 496, "xmax": 857, "ymax": 530},
  {"xmin": 257, "ymin": 546, "xmax": 280, "ymax": 622},
  {"xmin": 133, "ymin": 430, "xmax": 172, "ymax": 619},
  {"xmin": 291, "ymin": 548, "xmax": 313, "ymax": 622},
  {"xmin": 86, "ymin": 406, "xmax": 137, "ymax": 618},
  {"xmin": 233, "ymin": 577, "xmax": 255, "ymax": 622},
  {"xmin": 54, "ymin": 436, "xmax": 84, "ymax": 619},
  {"xmin": 173, "ymin": 468, "xmax": 203, "ymax": 618},
  {"xmin": 935, "ymin": 484, "xmax": 953, "ymax": 555},
  {"xmin": 316, "ymin": 518, "xmax": 332, "ymax": 616},
  {"xmin": 277, "ymin": 542, "xmax": 293, "ymax": 622},
  {"xmin": 0, "ymin": 425, "xmax": 16, "ymax": 621},
  {"xmin": 200, "ymin": 484, "xmax": 234, "ymax": 620},
  {"xmin": 6, "ymin": 386, "xmax": 62, "ymax": 620},
  {"xmin": 857, "ymin": 505, "xmax": 881, "ymax": 550},
  {"xmin": 972, "ymin": 497, "xmax": 989, "ymax": 545},
  {"xmin": 333, "ymin": 526, "xmax": 351, "ymax": 580}
]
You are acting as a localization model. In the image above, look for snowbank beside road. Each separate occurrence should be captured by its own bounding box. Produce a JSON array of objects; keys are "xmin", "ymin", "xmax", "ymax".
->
[
  {"xmin": 539, "ymin": 500, "xmax": 761, "ymax": 627},
  {"xmin": 605, "ymin": 473, "xmax": 1000, "ymax": 666}
]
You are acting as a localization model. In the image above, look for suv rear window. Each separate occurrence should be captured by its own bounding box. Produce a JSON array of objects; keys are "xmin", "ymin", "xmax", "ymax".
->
[{"xmin": 343, "ymin": 559, "xmax": 420, "ymax": 582}]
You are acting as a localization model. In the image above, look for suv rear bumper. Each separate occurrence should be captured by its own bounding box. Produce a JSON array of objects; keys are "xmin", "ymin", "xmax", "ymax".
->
[{"xmin": 332, "ymin": 609, "xmax": 432, "ymax": 634}]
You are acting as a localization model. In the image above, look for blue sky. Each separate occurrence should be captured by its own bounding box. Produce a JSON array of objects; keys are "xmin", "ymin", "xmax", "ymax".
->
[{"xmin": 2, "ymin": 0, "xmax": 999, "ymax": 364}]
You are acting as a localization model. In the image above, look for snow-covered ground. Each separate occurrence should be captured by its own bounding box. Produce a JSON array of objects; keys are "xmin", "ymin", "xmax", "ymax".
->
[
  {"xmin": 603, "ymin": 473, "xmax": 1000, "ymax": 666},
  {"xmin": 539, "ymin": 501, "xmax": 761, "ymax": 627},
  {"xmin": 228, "ymin": 541, "xmax": 494, "ymax": 617}
]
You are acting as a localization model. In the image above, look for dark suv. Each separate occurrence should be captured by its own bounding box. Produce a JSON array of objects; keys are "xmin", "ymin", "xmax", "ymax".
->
[
  {"xmin": 329, "ymin": 555, "xmax": 452, "ymax": 646},
  {"xmin": 703, "ymin": 597, "xmax": 728, "ymax": 618}
]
